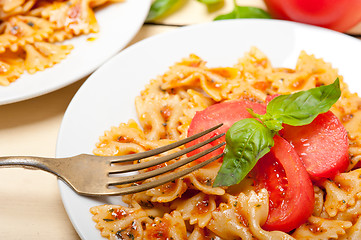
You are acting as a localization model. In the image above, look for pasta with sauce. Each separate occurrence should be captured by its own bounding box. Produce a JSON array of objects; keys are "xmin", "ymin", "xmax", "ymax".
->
[
  {"xmin": 90, "ymin": 47, "xmax": 361, "ymax": 240},
  {"xmin": 0, "ymin": 0, "xmax": 124, "ymax": 86}
]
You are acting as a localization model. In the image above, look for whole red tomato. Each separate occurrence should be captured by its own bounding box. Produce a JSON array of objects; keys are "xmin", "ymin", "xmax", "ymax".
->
[{"xmin": 263, "ymin": 0, "xmax": 361, "ymax": 32}]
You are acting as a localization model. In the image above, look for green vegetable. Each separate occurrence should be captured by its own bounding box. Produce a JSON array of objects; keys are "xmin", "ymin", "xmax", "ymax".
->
[
  {"xmin": 214, "ymin": 78, "xmax": 341, "ymax": 187},
  {"xmin": 146, "ymin": 0, "xmax": 269, "ymax": 22},
  {"xmin": 266, "ymin": 78, "xmax": 341, "ymax": 126},
  {"xmin": 213, "ymin": 119, "xmax": 274, "ymax": 187},
  {"xmin": 197, "ymin": 0, "xmax": 222, "ymax": 5},
  {"xmin": 146, "ymin": 0, "xmax": 180, "ymax": 21},
  {"xmin": 214, "ymin": 0, "xmax": 270, "ymax": 20}
]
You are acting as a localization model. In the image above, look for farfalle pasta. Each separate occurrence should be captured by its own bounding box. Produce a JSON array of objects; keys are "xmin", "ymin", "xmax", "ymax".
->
[
  {"xmin": 0, "ymin": 0, "xmax": 124, "ymax": 86},
  {"xmin": 91, "ymin": 47, "xmax": 361, "ymax": 239}
]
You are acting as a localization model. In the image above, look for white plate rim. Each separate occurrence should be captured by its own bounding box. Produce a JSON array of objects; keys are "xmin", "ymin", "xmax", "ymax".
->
[
  {"xmin": 56, "ymin": 19, "xmax": 361, "ymax": 240},
  {"xmin": 0, "ymin": 0, "xmax": 151, "ymax": 105}
]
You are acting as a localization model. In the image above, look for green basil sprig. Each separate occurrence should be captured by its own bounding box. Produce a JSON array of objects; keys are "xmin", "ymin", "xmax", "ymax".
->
[
  {"xmin": 213, "ymin": 78, "xmax": 341, "ymax": 187},
  {"xmin": 197, "ymin": 0, "xmax": 222, "ymax": 5},
  {"xmin": 146, "ymin": 0, "xmax": 180, "ymax": 21},
  {"xmin": 214, "ymin": 0, "xmax": 270, "ymax": 21},
  {"xmin": 146, "ymin": 0, "xmax": 269, "ymax": 22},
  {"xmin": 214, "ymin": 119, "xmax": 274, "ymax": 186}
]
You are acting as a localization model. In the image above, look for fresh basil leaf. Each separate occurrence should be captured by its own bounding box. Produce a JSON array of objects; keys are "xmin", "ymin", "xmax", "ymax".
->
[
  {"xmin": 213, "ymin": 118, "xmax": 274, "ymax": 187},
  {"xmin": 146, "ymin": 0, "xmax": 180, "ymax": 21},
  {"xmin": 266, "ymin": 78, "xmax": 341, "ymax": 126},
  {"xmin": 214, "ymin": 11, "xmax": 236, "ymax": 21},
  {"xmin": 197, "ymin": 0, "xmax": 222, "ymax": 5},
  {"xmin": 214, "ymin": 6, "xmax": 271, "ymax": 21},
  {"xmin": 263, "ymin": 119, "xmax": 283, "ymax": 132},
  {"xmin": 247, "ymin": 109, "xmax": 283, "ymax": 132}
]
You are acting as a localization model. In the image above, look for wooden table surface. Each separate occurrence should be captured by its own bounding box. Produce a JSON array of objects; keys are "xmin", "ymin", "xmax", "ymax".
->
[{"xmin": 1, "ymin": 0, "xmax": 360, "ymax": 239}]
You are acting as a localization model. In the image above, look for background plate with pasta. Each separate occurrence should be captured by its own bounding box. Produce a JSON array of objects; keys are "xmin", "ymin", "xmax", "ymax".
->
[
  {"xmin": 56, "ymin": 19, "xmax": 361, "ymax": 239},
  {"xmin": 0, "ymin": 0, "xmax": 151, "ymax": 105}
]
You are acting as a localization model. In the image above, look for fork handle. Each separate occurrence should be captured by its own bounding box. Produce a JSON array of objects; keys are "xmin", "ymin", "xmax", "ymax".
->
[{"xmin": 0, "ymin": 156, "xmax": 60, "ymax": 177}]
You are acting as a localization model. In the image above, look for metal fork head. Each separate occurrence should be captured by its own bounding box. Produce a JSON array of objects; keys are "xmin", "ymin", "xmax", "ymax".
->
[{"xmin": 61, "ymin": 124, "xmax": 225, "ymax": 196}]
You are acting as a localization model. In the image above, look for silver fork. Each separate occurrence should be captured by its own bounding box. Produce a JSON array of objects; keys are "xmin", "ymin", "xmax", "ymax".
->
[{"xmin": 0, "ymin": 124, "xmax": 224, "ymax": 196}]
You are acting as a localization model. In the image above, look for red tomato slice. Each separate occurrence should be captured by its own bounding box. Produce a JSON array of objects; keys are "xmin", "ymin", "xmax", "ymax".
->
[
  {"xmin": 282, "ymin": 111, "xmax": 349, "ymax": 180},
  {"xmin": 263, "ymin": 0, "xmax": 361, "ymax": 32},
  {"xmin": 254, "ymin": 135, "xmax": 314, "ymax": 232},
  {"xmin": 266, "ymin": 94, "xmax": 349, "ymax": 180},
  {"xmin": 186, "ymin": 100, "xmax": 266, "ymax": 162}
]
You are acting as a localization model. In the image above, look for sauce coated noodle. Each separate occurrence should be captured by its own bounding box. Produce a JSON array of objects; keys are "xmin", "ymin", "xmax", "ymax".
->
[
  {"xmin": 91, "ymin": 47, "xmax": 361, "ymax": 240},
  {"xmin": 0, "ymin": 0, "xmax": 124, "ymax": 86}
]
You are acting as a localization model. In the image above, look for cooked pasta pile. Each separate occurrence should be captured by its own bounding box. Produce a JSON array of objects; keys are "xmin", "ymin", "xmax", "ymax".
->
[
  {"xmin": 90, "ymin": 47, "xmax": 361, "ymax": 239},
  {"xmin": 0, "ymin": 0, "xmax": 123, "ymax": 86}
]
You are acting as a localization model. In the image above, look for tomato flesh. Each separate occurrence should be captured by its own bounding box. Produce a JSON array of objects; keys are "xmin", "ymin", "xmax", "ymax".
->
[
  {"xmin": 186, "ymin": 100, "xmax": 266, "ymax": 162},
  {"xmin": 187, "ymin": 100, "xmax": 315, "ymax": 231},
  {"xmin": 282, "ymin": 111, "xmax": 349, "ymax": 180},
  {"xmin": 254, "ymin": 135, "xmax": 314, "ymax": 232},
  {"xmin": 266, "ymin": 94, "xmax": 349, "ymax": 180},
  {"xmin": 263, "ymin": 0, "xmax": 361, "ymax": 32}
]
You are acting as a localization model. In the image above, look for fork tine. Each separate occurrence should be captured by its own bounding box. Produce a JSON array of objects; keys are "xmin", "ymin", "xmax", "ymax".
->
[
  {"xmin": 108, "ymin": 132, "xmax": 225, "ymax": 174},
  {"xmin": 109, "ymin": 123, "xmax": 223, "ymax": 163},
  {"xmin": 107, "ymin": 142, "xmax": 225, "ymax": 186},
  {"xmin": 107, "ymin": 152, "xmax": 224, "ymax": 195}
]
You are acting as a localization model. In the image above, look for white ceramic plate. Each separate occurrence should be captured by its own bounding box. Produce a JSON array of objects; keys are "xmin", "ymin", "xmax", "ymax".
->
[
  {"xmin": 56, "ymin": 19, "xmax": 361, "ymax": 239},
  {"xmin": 0, "ymin": 0, "xmax": 151, "ymax": 105}
]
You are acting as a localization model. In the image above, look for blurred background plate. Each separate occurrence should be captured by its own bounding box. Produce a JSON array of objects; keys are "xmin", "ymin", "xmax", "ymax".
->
[{"xmin": 0, "ymin": 0, "xmax": 151, "ymax": 105}]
